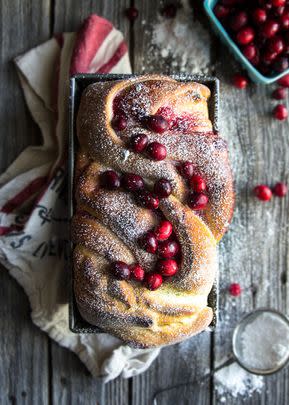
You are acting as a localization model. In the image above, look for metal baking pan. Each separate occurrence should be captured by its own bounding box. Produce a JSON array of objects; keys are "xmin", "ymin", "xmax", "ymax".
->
[{"xmin": 69, "ymin": 73, "xmax": 219, "ymax": 333}]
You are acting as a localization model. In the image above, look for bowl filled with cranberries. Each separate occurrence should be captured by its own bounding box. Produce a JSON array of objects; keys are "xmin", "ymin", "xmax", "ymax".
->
[{"xmin": 204, "ymin": 0, "xmax": 289, "ymax": 84}]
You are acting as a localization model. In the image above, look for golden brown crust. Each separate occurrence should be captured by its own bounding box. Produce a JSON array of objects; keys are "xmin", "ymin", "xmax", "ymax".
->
[{"xmin": 72, "ymin": 75, "xmax": 234, "ymax": 347}]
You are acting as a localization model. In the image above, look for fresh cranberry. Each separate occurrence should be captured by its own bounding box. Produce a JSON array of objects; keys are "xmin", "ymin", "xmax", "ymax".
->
[
  {"xmin": 280, "ymin": 11, "xmax": 289, "ymax": 29},
  {"xmin": 273, "ymin": 104, "xmax": 288, "ymax": 120},
  {"xmin": 140, "ymin": 231, "xmax": 158, "ymax": 254},
  {"xmin": 188, "ymin": 192, "xmax": 209, "ymax": 210},
  {"xmin": 236, "ymin": 26, "xmax": 255, "ymax": 45},
  {"xmin": 112, "ymin": 115, "xmax": 127, "ymax": 131},
  {"xmin": 158, "ymin": 240, "xmax": 180, "ymax": 258},
  {"xmin": 261, "ymin": 20, "xmax": 279, "ymax": 38},
  {"xmin": 274, "ymin": 6, "xmax": 285, "ymax": 16},
  {"xmin": 252, "ymin": 8, "xmax": 267, "ymax": 24},
  {"xmin": 273, "ymin": 56, "xmax": 289, "ymax": 72},
  {"xmin": 230, "ymin": 11, "xmax": 248, "ymax": 31},
  {"xmin": 189, "ymin": 175, "xmax": 206, "ymax": 193},
  {"xmin": 138, "ymin": 190, "xmax": 159, "ymax": 209},
  {"xmin": 260, "ymin": 0, "xmax": 272, "ymax": 11},
  {"xmin": 268, "ymin": 36, "xmax": 284, "ymax": 54},
  {"xmin": 130, "ymin": 264, "xmax": 145, "ymax": 281},
  {"xmin": 273, "ymin": 182, "xmax": 288, "ymax": 197},
  {"xmin": 154, "ymin": 179, "xmax": 172, "ymax": 198},
  {"xmin": 178, "ymin": 161, "xmax": 194, "ymax": 178},
  {"xmin": 262, "ymin": 49, "xmax": 277, "ymax": 64},
  {"xmin": 111, "ymin": 261, "xmax": 131, "ymax": 280},
  {"xmin": 214, "ymin": 4, "xmax": 230, "ymax": 19},
  {"xmin": 243, "ymin": 44, "xmax": 257, "ymax": 60},
  {"xmin": 272, "ymin": 87, "xmax": 287, "ymax": 99},
  {"xmin": 254, "ymin": 184, "xmax": 272, "ymax": 201},
  {"xmin": 130, "ymin": 133, "xmax": 148, "ymax": 153},
  {"xmin": 154, "ymin": 220, "xmax": 173, "ymax": 241},
  {"xmin": 100, "ymin": 170, "xmax": 121, "ymax": 189},
  {"xmin": 125, "ymin": 7, "xmax": 139, "ymax": 21},
  {"xmin": 277, "ymin": 73, "xmax": 289, "ymax": 87},
  {"xmin": 229, "ymin": 283, "xmax": 242, "ymax": 297},
  {"xmin": 146, "ymin": 273, "xmax": 163, "ymax": 290},
  {"xmin": 144, "ymin": 115, "xmax": 169, "ymax": 134},
  {"xmin": 147, "ymin": 142, "xmax": 167, "ymax": 161},
  {"xmin": 272, "ymin": 0, "xmax": 285, "ymax": 6},
  {"xmin": 251, "ymin": 53, "xmax": 260, "ymax": 66},
  {"xmin": 122, "ymin": 173, "xmax": 144, "ymax": 192},
  {"xmin": 157, "ymin": 259, "xmax": 178, "ymax": 277},
  {"xmin": 233, "ymin": 73, "xmax": 248, "ymax": 89},
  {"xmin": 161, "ymin": 3, "xmax": 177, "ymax": 18}
]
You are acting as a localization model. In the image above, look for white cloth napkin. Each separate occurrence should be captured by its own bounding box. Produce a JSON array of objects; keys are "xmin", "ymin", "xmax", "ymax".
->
[{"xmin": 0, "ymin": 14, "xmax": 160, "ymax": 382}]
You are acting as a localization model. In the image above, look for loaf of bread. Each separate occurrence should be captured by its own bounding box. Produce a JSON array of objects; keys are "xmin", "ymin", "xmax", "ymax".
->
[{"xmin": 72, "ymin": 75, "xmax": 234, "ymax": 348}]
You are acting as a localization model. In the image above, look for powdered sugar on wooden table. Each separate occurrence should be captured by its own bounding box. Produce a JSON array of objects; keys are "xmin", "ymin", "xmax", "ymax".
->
[
  {"xmin": 149, "ymin": 1, "xmax": 211, "ymax": 74},
  {"xmin": 215, "ymin": 362, "xmax": 263, "ymax": 400}
]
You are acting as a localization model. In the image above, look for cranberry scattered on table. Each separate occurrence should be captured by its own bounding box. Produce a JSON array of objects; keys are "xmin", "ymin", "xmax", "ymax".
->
[
  {"xmin": 254, "ymin": 184, "xmax": 272, "ymax": 201},
  {"xmin": 273, "ymin": 182, "xmax": 288, "ymax": 196},
  {"xmin": 161, "ymin": 3, "xmax": 178, "ymax": 19},
  {"xmin": 229, "ymin": 283, "xmax": 242, "ymax": 297},
  {"xmin": 233, "ymin": 73, "xmax": 249, "ymax": 88},
  {"xmin": 272, "ymin": 87, "xmax": 287, "ymax": 99},
  {"xmin": 277, "ymin": 73, "xmax": 289, "ymax": 86},
  {"xmin": 273, "ymin": 103, "xmax": 288, "ymax": 119},
  {"xmin": 254, "ymin": 182, "xmax": 288, "ymax": 201},
  {"xmin": 125, "ymin": 7, "xmax": 139, "ymax": 22}
]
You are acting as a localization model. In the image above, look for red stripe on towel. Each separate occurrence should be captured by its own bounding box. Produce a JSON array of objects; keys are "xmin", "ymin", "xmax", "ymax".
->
[
  {"xmin": 70, "ymin": 14, "xmax": 113, "ymax": 75},
  {"xmin": 1, "ymin": 176, "xmax": 48, "ymax": 214},
  {"xmin": 97, "ymin": 41, "xmax": 128, "ymax": 73}
]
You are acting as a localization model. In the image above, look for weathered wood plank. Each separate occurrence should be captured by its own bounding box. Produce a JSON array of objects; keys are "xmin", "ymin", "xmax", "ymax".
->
[
  {"xmin": 1, "ymin": 1, "xmax": 288, "ymax": 405},
  {"xmin": 53, "ymin": 0, "xmax": 130, "ymax": 39},
  {"xmin": 0, "ymin": 0, "xmax": 51, "ymax": 403},
  {"xmin": 0, "ymin": 271, "xmax": 50, "ymax": 405},
  {"xmin": 212, "ymin": 33, "xmax": 289, "ymax": 405},
  {"xmin": 50, "ymin": 347, "xmax": 129, "ymax": 405},
  {"xmin": 0, "ymin": 0, "xmax": 51, "ymax": 172},
  {"xmin": 131, "ymin": 2, "xmax": 214, "ymax": 404},
  {"xmin": 51, "ymin": 1, "xmax": 131, "ymax": 404}
]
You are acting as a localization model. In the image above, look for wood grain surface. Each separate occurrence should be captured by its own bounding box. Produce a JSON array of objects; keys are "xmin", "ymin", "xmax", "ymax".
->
[
  {"xmin": 0, "ymin": 1, "xmax": 51, "ymax": 404},
  {"xmin": 0, "ymin": 0, "xmax": 288, "ymax": 404}
]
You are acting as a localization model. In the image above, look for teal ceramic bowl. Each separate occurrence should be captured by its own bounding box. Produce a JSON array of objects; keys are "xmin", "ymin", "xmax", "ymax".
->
[{"xmin": 204, "ymin": 0, "xmax": 289, "ymax": 85}]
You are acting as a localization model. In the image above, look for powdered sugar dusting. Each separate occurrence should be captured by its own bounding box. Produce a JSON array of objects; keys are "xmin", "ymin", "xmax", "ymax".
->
[
  {"xmin": 73, "ymin": 75, "xmax": 234, "ymax": 346},
  {"xmin": 215, "ymin": 362, "xmax": 264, "ymax": 399},
  {"xmin": 148, "ymin": 0, "xmax": 211, "ymax": 74}
]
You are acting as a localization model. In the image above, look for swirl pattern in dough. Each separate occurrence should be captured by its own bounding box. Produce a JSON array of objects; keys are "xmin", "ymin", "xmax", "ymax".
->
[{"xmin": 72, "ymin": 75, "xmax": 234, "ymax": 348}]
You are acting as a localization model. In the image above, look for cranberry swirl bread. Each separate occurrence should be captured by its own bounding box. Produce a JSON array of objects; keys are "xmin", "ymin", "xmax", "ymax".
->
[{"xmin": 72, "ymin": 75, "xmax": 234, "ymax": 348}]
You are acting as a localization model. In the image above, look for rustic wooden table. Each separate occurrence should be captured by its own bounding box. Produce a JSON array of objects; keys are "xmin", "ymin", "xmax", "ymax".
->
[{"xmin": 1, "ymin": 1, "xmax": 288, "ymax": 404}]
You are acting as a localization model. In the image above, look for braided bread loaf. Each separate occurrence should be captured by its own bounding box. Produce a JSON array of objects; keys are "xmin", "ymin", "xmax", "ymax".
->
[{"xmin": 73, "ymin": 75, "xmax": 234, "ymax": 348}]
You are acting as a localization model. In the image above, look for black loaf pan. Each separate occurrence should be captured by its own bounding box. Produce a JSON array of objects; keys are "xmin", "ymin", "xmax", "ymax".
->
[{"xmin": 69, "ymin": 73, "xmax": 219, "ymax": 333}]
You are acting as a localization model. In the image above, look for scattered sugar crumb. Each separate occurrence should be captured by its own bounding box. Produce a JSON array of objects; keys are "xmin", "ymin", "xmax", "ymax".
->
[
  {"xmin": 122, "ymin": 149, "xmax": 130, "ymax": 162},
  {"xmin": 147, "ymin": 0, "xmax": 211, "ymax": 74},
  {"xmin": 215, "ymin": 361, "xmax": 263, "ymax": 399}
]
